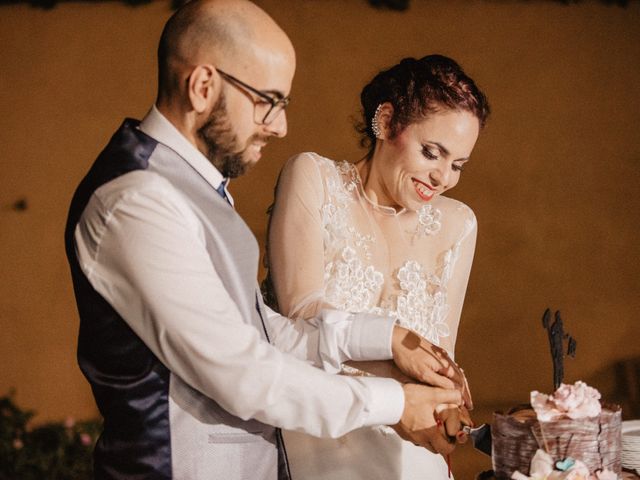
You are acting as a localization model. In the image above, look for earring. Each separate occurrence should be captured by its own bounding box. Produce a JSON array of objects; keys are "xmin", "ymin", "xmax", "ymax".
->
[{"xmin": 371, "ymin": 104, "xmax": 383, "ymax": 138}]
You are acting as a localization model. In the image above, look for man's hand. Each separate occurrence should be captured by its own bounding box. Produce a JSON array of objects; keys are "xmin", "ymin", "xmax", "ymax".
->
[
  {"xmin": 392, "ymin": 383, "xmax": 462, "ymax": 455},
  {"xmin": 436, "ymin": 404, "xmax": 473, "ymax": 444},
  {"xmin": 391, "ymin": 326, "xmax": 473, "ymax": 409}
]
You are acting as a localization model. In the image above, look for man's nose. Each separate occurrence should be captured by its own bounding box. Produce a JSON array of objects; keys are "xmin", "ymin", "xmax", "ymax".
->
[{"xmin": 266, "ymin": 110, "xmax": 287, "ymax": 138}]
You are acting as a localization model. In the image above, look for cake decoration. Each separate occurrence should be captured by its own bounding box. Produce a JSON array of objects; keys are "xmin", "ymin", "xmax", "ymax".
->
[
  {"xmin": 490, "ymin": 309, "xmax": 623, "ymax": 479},
  {"xmin": 542, "ymin": 308, "xmax": 576, "ymax": 390},
  {"xmin": 531, "ymin": 381, "xmax": 601, "ymax": 422},
  {"xmin": 510, "ymin": 448, "xmax": 618, "ymax": 479}
]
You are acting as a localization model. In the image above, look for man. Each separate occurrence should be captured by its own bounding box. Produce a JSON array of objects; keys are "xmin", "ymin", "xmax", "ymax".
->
[{"xmin": 64, "ymin": 1, "xmax": 467, "ymax": 478}]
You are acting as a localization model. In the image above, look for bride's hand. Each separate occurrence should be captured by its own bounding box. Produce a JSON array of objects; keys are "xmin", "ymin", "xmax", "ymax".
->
[{"xmin": 391, "ymin": 326, "xmax": 473, "ymax": 409}]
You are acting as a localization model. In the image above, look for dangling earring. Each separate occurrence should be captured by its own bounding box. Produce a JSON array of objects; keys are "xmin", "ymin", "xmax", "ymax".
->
[{"xmin": 371, "ymin": 104, "xmax": 383, "ymax": 138}]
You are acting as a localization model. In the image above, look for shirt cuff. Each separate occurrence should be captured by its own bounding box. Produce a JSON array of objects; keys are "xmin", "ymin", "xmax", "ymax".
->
[
  {"xmin": 346, "ymin": 312, "xmax": 396, "ymax": 361},
  {"xmin": 360, "ymin": 377, "xmax": 405, "ymax": 427}
]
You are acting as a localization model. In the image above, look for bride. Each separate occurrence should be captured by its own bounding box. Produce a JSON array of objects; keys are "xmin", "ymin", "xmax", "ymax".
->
[{"xmin": 264, "ymin": 54, "xmax": 490, "ymax": 479}]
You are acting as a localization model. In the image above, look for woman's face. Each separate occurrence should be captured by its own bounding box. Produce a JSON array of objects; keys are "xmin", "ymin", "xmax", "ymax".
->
[{"xmin": 371, "ymin": 108, "xmax": 480, "ymax": 211}]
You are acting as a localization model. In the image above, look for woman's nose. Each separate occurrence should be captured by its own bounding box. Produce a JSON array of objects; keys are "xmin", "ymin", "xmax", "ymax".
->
[{"xmin": 429, "ymin": 163, "xmax": 450, "ymax": 187}]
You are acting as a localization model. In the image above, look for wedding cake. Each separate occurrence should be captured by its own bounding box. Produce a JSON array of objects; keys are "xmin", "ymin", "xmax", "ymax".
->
[{"xmin": 491, "ymin": 380, "xmax": 622, "ymax": 480}]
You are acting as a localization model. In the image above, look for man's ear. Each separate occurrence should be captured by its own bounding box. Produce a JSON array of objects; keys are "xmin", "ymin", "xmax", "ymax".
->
[{"xmin": 187, "ymin": 65, "xmax": 219, "ymax": 114}]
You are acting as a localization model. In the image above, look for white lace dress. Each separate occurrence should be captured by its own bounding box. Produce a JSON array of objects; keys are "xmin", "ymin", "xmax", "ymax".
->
[{"xmin": 267, "ymin": 152, "xmax": 477, "ymax": 480}]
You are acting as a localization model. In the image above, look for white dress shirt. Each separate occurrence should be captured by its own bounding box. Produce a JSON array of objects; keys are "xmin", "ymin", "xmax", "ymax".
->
[{"xmin": 73, "ymin": 106, "xmax": 404, "ymax": 437}]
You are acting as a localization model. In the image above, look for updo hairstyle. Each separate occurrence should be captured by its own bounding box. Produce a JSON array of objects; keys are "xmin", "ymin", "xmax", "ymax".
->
[{"xmin": 358, "ymin": 54, "xmax": 490, "ymax": 159}]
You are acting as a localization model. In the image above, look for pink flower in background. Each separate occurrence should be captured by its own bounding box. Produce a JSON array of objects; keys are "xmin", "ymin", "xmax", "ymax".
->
[
  {"xmin": 80, "ymin": 433, "xmax": 92, "ymax": 446},
  {"xmin": 64, "ymin": 416, "xmax": 76, "ymax": 429}
]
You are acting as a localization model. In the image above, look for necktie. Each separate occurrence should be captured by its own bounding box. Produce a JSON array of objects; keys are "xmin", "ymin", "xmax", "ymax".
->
[{"xmin": 216, "ymin": 180, "xmax": 231, "ymax": 205}]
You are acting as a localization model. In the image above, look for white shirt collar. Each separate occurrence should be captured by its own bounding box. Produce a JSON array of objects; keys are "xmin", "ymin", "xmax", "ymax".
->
[{"xmin": 138, "ymin": 105, "xmax": 233, "ymax": 204}]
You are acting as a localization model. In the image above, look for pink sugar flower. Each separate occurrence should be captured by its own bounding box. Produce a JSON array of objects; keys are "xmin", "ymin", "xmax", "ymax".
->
[
  {"xmin": 531, "ymin": 381, "xmax": 601, "ymax": 421},
  {"xmin": 595, "ymin": 470, "xmax": 617, "ymax": 480}
]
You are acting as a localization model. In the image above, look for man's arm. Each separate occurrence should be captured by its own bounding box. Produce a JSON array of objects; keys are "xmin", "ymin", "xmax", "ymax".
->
[
  {"xmin": 265, "ymin": 305, "xmax": 470, "ymax": 399},
  {"xmin": 75, "ymin": 174, "xmax": 404, "ymax": 438}
]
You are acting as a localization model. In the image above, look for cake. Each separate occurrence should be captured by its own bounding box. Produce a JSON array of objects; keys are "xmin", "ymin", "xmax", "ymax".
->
[{"xmin": 491, "ymin": 381, "xmax": 622, "ymax": 479}]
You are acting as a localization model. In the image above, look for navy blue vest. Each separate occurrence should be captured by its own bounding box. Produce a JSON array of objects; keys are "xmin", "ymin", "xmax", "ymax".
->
[
  {"xmin": 65, "ymin": 120, "xmax": 173, "ymax": 478},
  {"xmin": 64, "ymin": 120, "xmax": 290, "ymax": 479}
]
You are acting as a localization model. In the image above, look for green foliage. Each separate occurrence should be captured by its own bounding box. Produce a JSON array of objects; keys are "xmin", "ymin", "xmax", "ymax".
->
[{"xmin": 0, "ymin": 391, "xmax": 101, "ymax": 480}]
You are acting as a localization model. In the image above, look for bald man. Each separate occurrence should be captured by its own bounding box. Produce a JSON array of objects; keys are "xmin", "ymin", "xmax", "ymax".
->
[{"xmin": 64, "ymin": 1, "xmax": 466, "ymax": 478}]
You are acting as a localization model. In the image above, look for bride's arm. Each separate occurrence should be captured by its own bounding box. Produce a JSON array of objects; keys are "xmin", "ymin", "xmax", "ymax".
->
[
  {"xmin": 426, "ymin": 203, "xmax": 478, "ymax": 411},
  {"xmin": 263, "ymin": 303, "xmax": 395, "ymax": 373},
  {"xmin": 267, "ymin": 152, "xmax": 331, "ymax": 320},
  {"xmin": 441, "ymin": 205, "xmax": 478, "ymax": 354}
]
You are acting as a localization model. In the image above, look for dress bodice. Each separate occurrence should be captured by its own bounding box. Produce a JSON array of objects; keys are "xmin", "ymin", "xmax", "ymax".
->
[{"xmin": 268, "ymin": 152, "xmax": 477, "ymax": 355}]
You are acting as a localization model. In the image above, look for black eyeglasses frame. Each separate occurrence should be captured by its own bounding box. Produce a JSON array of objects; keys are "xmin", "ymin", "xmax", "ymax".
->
[{"xmin": 216, "ymin": 68, "xmax": 290, "ymax": 125}]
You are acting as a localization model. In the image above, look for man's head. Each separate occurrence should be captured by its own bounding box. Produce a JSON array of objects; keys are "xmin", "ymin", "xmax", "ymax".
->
[{"xmin": 156, "ymin": 0, "xmax": 295, "ymax": 177}]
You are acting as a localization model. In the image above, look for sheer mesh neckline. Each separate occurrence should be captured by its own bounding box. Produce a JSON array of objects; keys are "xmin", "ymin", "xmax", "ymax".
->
[{"xmin": 348, "ymin": 160, "xmax": 408, "ymax": 217}]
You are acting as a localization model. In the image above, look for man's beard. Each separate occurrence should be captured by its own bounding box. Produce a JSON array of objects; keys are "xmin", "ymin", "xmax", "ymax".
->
[{"xmin": 197, "ymin": 92, "xmax": 266, "ymax": 179}]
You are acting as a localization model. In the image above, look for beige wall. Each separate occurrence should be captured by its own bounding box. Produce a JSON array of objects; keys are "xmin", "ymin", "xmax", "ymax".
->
[{"xmin": 1, "ymin": 0, "xmax": 638, "ymax": 427}]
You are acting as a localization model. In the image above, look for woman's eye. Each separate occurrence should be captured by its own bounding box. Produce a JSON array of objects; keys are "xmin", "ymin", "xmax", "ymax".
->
[
  {"xmin": 422, "ymin": 147, "xmax": 438, "ymax": 160},
  {"xmin": 452, "ymin": 163, "xmax": 465, "ymax": 172}
]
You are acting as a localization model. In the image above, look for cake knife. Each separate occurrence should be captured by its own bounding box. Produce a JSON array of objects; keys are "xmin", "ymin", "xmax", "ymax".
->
[{"xmin": 462, "ymin": 424, "xmax": 492, "ymax": 456}]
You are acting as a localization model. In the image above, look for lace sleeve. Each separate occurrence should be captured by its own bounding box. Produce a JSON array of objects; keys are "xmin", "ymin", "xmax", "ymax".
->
[{"xmin": 266, "ymin": 152, "xmax": 329, "ymax": 320}]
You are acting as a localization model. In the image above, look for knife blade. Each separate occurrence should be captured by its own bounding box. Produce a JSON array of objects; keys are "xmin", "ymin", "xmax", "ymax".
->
[{"xmin": 463, "ymin": 424, "xmax": 492, "ymax": 456}]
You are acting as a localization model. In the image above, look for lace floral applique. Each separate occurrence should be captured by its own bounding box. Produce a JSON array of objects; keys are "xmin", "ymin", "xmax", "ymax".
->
[
  {"xmin": 321, "ymin": 159, "xmax": 375, "ymax": 260},
  {"xmin": 324, "ymin": 246, "xmax": 384, "ymax": 312},
  {"xmin": 325, "ymin": 175, "xmax": 353, "ymax": 207},
  {"xmin": 320, "ymin": 161, "xmax": 355, "ymax": 237},
  {"xmin": 348, "ymin": 228, "xmax": 374, "ymax": 260},
  {"xmin": 321, "ymin": 160, "xmax": 384, "ymax": 312},
  {"xmin": 321, "ymin": 203, "xmax": 348, "ymax": 244},
  {"xmin": 323, "ymin": 159, "xmax": 359, "ymax": 202},
  {"xmin": 413, "ymin": 204, "xmax": 442, "ymax": 237},
  {"xmin": 394, "ymin": 261, "xmax": 450, "ymax": 345}
]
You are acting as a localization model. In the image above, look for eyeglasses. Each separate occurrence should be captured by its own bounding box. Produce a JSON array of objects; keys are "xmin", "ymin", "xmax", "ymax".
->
[{"xmin": 216, "ymin": 68, "xmax": 290, "ymax": 126}]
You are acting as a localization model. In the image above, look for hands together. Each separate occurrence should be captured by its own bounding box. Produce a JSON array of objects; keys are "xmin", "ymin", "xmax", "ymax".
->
[
  {"xmin": 390, "ymin": 326, "xmax": 473, "ymax": 454},
  {"xmin": 391, "ymin": 326, "xmax": 472, "ymax": 408}
]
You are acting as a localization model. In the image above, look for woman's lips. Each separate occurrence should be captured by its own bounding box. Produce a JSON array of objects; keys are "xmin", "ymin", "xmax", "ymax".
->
[{"xmin": 412, "ymin": 177, "xmax": 435, "ymax": 201}]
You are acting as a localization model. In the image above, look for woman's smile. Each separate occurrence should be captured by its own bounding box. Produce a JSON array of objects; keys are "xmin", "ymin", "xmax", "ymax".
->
[{"xmin": 412, "ymin": 177, "xmax": 436, "ymax": 202}]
